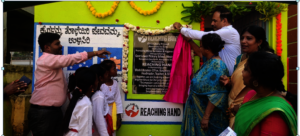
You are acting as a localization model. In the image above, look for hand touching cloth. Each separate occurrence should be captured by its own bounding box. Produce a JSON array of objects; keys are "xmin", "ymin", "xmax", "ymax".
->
[{"xmin": 163, "ymin": 34, "xmax": 193, "ymax": 103}]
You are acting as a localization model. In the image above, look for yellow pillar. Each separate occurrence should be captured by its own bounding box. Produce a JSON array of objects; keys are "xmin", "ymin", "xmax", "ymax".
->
[
  {"xmin": 4, "ymin": 65, "xmax": 33, "ymax": 136},
  {"xmin": 11, "ymin": 95, "xmax": 31, "ymax": 136}
]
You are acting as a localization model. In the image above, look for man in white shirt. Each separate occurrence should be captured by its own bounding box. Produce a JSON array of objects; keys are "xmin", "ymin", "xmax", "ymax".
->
[{"xmin": 173, "ymin": 7, "xmax": 241, "ymax": 76}]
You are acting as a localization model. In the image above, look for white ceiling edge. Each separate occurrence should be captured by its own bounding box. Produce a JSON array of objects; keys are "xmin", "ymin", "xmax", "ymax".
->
[{"xmin": 21, "ymin": 6, "xmax": 34, "ymax": 15}]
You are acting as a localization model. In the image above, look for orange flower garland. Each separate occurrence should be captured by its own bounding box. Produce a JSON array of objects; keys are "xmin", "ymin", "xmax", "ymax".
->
[
  {"xmin": 86, "ymin": 1, "xmax": 119, "ymax": 18},
  {"xmin": 200, "ymin": 16, "xmax": 205, "ymax": 31},
  {"xmin": 276, "ymin": 12, "xmax": 282, "ymax": 56},
  {"xmin": 128, "ymin": 1, "xmax": 163, "ymax": 15},
  {"xmin": 200, "ymin": 16, "xmax": 205, "ymax": 66}
]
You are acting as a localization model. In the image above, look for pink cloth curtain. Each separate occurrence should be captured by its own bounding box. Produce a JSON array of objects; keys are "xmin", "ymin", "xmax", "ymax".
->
[{"xmin": 163, "ymin": 34, "xmax": 192, "ymax": 103}]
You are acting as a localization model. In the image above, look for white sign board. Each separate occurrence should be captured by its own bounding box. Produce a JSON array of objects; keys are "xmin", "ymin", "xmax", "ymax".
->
[
  {"xmin": 33, "ymin": 23, "xmax": 124, "ymax": 85},
  {"xmin": 122, "ymin": 101, "xmax": 183, "ymax": 123},
  {"xmin": 33, "ymin": 23, "xmax": 183, "ymax": 124}
]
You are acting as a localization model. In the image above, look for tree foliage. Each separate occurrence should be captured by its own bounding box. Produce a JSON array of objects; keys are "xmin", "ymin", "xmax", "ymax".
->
[
  {"xmin": 255, "ymin": 2, "xmax": 287, "ymax": 21},
  {"xmin": 181, "ymin": 2, "xmax": 216, "ymax": 24}
]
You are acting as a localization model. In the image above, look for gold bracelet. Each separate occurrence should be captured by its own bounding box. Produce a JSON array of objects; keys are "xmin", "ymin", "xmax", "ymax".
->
[{"xmin": 93, "ymin": 51, "xmax": 97, "ymax": 55}]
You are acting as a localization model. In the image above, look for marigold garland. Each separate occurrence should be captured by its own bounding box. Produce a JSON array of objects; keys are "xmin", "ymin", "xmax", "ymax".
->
[
  {"xmin": 200, "ymin": 16, "xmax": 205, "ymax": 66},
  {"xmin": 128, "ymin": 1, "xmax": 163, "ymax": 16},
  {"xmin": 86, "ymin": 1, "xmax": 119, "ymax": 18},
  {"xmin": 121, "ymin": 23, "xmax": 192, "ymax": 93},
  {"xmin": 276, "ymin": 12, "xmax": 282, "ymax": 56}
]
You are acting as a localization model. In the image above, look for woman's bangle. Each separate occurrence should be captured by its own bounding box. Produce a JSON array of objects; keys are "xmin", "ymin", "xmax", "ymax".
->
[{"xmin": 93, "ymin": 51, "xmax": 97, "ymax": 55}]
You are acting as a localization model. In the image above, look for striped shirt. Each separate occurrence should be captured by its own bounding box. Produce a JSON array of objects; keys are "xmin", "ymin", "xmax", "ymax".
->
[{"xmin": 181, "ymin": 25, "xmax": 241, "ymax": 76}]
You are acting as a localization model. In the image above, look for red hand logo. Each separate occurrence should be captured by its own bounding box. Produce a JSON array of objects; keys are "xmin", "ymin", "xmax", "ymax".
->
[{"xmin": 125, "ymin": 105, "xmax": 139, "ymax": 117}]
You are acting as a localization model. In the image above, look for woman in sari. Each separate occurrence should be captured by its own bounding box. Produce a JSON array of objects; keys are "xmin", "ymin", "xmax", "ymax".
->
[
  {"xmin": 234, "ymin": 51, "xmax": 297, "ymax": 136},
  {"xmin": 181, "ymin": 33, "xmax": 229, "ymax": 136},
  {"xmin": 219, "ymin": 25, "xmax": 273, "ymax": 128}
]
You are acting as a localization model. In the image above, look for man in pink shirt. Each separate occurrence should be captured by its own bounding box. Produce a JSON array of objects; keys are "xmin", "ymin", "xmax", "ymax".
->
[{"xmin": 28, "ymin": 33, "xmax": 111, "ymax": 136}]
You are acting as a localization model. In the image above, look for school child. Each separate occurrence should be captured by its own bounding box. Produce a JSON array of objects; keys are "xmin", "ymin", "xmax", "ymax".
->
[
  {"xmin": 100, "ymin": 60, "xmax": 123, "ymax": 136},
  {"xmin": 60, "ymin": 68, "xmax": 98, "ymax": 136},
  {"xmin": 90, "ymin": 64, "xmax": 113, "ymax": 136}
]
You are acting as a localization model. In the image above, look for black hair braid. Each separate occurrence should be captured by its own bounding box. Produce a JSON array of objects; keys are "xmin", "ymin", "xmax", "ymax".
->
[
  {"xmin": 60, "ymin": 69, "xmax": 96, "ymax": 135},
  {"xmin": 68, "ymin": 74, "xmax": 76, "ymax": 93},
  {"xmin": 59, "ymin": 88, "xmax": 84, "ymax": 135}
]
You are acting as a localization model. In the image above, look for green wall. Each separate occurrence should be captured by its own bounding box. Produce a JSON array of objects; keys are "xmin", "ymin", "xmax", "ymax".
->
[
  {"xmin": 35, "ymin": 1, "xmax": 199, "ymax": 29},
  {"xmin": 34, "ymin": 2, "xmax": 289, "ymax": 135},
  {"xmin": 35, "ymin": 2, "xmax": 199, "ymax": 136}
]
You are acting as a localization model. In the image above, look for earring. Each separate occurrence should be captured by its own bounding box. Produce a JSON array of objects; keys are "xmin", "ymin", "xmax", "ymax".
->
[
  {"xmin": 253, "ymin": 81, "xmax": 259, "ymax": 87},
  {"xmin": 91, "ymin": 89, "xmax": 94, "ymax": 93}
]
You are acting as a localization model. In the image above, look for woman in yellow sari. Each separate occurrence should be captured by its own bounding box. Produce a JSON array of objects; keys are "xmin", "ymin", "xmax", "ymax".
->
[{"xmin": 219, "ymin": 25, "xmax": 273, "ymax": 128}]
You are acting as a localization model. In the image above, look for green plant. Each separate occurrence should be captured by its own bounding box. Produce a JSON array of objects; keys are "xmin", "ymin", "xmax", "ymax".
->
[
  {"xmin": 181, "ymin": 2, "xmax": 216, "ymax": 24},
  {"xmin": 13, "ymin": 52, "xmax": 21, "ymax": 57},
  {"xmin": 12, "ymin": 52, "xmax": 32, "ymax": 60},
  {"xmin": 255, "ymin": 2, "xmax": 288, "ymax": 21},
  {"xmin": 224, "ymin": 2, "xmax": 251, "ymax": 22}
]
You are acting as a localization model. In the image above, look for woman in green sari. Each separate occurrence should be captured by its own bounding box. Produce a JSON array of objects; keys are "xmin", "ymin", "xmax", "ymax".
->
[
  {"xmin": 181, "ymin": 33, "xmax": 229, "ymax": 136},
  {"xmin": 234, "ymin": 51, "xmax": 297, "ymax": 136}
]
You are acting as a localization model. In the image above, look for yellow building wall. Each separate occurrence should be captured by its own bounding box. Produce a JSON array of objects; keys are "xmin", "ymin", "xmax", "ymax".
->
[
  {"xmin": 35, "ymin": 2, "xmax": 199, "ymax": 136},
  {"xmin": 35, "ymin": 2, "xmax": 288, "ymax": 136}
]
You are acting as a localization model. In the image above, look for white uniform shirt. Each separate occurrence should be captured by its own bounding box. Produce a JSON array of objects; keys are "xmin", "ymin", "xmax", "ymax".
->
[
  {"xmin": 65, "ymin": 96, "xmax": 93, "ymax": 136},
  {"xmin": 100, "ymin": 80, "xmax": 123, "ymax": 114},
  {"xmin": 92, "ymin": 91, "xmax": 109, "ymax": 136},
  {"xmin": 181, "ymin": 25, "xmax": 241, "ymax": 76}
]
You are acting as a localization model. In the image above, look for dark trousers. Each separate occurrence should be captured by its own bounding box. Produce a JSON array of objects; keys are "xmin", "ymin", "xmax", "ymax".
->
[{"xmin": 28, "ymin": 104, "xmax": 63, "ymax": 136}]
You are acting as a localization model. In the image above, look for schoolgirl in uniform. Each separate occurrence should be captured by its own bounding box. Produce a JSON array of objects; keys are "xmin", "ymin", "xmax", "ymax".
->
[
  {"xmin": 100, "ymin": 60, "xmax": 123, "ymax": 136},
  {"xmin": 60, "ymin": 68, "xmax": 98, "ymax": 136}
]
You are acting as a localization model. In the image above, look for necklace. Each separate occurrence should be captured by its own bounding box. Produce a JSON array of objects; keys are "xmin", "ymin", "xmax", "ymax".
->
[{"xmin": 249, "ymin": 91, "xmax": 274, "ymax": 101}]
